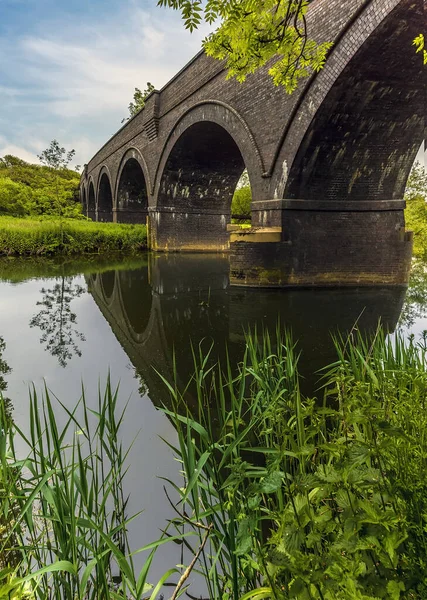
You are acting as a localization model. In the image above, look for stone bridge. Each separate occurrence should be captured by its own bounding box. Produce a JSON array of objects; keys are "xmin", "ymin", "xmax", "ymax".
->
[{"xmin": 81, "ymin": 0, "xmax": 424, "ymax": 286}]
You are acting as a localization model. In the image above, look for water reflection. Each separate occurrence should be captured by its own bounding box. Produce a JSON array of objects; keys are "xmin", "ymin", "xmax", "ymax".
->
[
  {"xmin": 0, "ymin": 336, "xmax": 11, "ymax": 397},
  {"xmin": 30, "ymin": 275, "xmax": 86, "ymax": 368},
  {"xmin": 86, "ymin": 254, "xmax": 406, "ymax": 403},
  {"xmin": 398, "ymin": 261, "xmax": 427, "ymax": 328}
]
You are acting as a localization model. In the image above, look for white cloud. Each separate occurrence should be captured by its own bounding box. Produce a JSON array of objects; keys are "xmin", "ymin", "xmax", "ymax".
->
[{"xmin": 0, "ymin": 1, "xmax": 210, "ymax": 164}]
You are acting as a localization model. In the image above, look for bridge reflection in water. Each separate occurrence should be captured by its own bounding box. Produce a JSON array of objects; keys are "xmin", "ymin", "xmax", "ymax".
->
[{"xmin": 86, "ymin": 254, "xmax": 406, "ymax": 407}]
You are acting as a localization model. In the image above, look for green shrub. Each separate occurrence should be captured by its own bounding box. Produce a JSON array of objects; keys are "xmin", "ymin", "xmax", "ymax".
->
[{"xmin": 232, "ymin": 185, "xmax": 251, "ymax": 218}]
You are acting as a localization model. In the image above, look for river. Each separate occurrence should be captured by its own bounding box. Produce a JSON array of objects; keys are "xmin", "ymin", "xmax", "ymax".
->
[{"xmin": 1, "ymin": 253, "xmax": 427, "ymax": 587}]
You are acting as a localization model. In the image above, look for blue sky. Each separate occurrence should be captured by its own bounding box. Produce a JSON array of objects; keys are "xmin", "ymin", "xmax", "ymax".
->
[
  {"xmin": 0, "ymin": 1, "xmax": 425, "ymax": 169},
  {"xmin": 0, "ymin": 0, "xmax": 208, "ymax": 166}
]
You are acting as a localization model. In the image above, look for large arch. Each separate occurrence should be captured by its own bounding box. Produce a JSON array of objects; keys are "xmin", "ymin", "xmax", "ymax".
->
[
  {"xmin": 97, "ymin": 168, "xmax": 113, "ymax": 222},
  {"xmin": 153, "ymin": 102, "xmax": 263, "ymax": 251},
  {"xmin": 271, "ymin": 0, "xmax": 423, "ymax": 200},
  {"xmin": 87, "ymin": 179, "xmax": 96, "ymax": 221},
  {"xmin": 116, "ymin": 149, "xmax": 150, "ymax": 224}
]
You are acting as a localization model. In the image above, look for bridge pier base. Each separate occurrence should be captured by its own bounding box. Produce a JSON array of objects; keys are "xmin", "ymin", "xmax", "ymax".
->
[
  {"xmin": 231, "ymin": 200, "xmax": 413, "ymax": 287},
  {"xmin": 148, "ymin": 206, "xmax": 230, "ymax": 252}
]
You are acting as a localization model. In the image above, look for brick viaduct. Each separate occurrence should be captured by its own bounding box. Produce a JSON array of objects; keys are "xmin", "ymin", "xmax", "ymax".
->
[{"xmin": 81, "ymin": 0, "xmax": 424, "ymax": 287}]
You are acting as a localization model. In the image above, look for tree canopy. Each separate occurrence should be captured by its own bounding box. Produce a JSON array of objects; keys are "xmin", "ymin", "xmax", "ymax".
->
[
  {"xmin": 122, "ymin": 83, "xmax": 155, "ymax": 122},
  {"xmin": 157, "ymin": 0, "xmax": 332, "ymax": 92},
  {"xmin": 158, "ymin": 1, "xmax": 425, "ymax": 91}
]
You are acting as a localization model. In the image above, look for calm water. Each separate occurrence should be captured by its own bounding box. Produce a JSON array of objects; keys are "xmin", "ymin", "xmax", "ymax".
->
[{"xmin": 1, "ymin": 253, "xmax": 427, "ymax": 584}]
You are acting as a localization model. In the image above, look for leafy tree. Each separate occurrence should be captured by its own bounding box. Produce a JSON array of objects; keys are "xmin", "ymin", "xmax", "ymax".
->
[
  {"xmin": 30, "ymin": 275, "xmax": 86, "ymax": 368},
  {"xmin": 157, "ymin": 0, "xmax": 332, "ymax": 92},
  {"xmin": 122, "ymin": 83, "xmax": 155, "ymax": 122},
  {"xmin": 405, "ymin": 161, "xmax": 427, "ymax": 259}
]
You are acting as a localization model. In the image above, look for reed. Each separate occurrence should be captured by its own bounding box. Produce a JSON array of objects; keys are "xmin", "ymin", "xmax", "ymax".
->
[
  {"xmin": 161, "ymin": 327, "xmax": 427, "ymax": 599},
  {"xmin": 0, "ymin": 379, "xmax": 179, "ymax": 599}
]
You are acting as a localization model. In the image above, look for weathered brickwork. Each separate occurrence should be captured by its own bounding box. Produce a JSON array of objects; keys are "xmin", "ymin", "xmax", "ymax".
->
[{"xmin": 82, "ymin": 0, "xmax": 424, "ymax": 285}]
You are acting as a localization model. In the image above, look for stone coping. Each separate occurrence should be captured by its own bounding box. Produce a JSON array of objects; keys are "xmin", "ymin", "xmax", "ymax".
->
[{"xmin": 251, "ymin": 199, "xmax": 406, "ymax": 211}]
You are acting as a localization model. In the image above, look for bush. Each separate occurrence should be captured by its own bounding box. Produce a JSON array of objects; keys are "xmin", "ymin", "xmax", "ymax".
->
[
  {"xmin": 232, "ymin": 185, "xmax": 251, "ymax": 218},
  {"xmin": 0, "ymin": 155, "xmax": 81, "ymax": 218},
  {"xmin": 0, "ymin": 178, "xmax": 33, "ymax": 216}
]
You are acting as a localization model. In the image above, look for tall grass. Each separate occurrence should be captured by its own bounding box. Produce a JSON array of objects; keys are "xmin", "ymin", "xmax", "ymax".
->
[
  {"xmin": 0, "ymin": 379, "xmax": 179, "ymax": 599},
  {"xmin": 161, "ymin": 328, "xmax": 427, "ymax": 600},
  {"xmin": 0, "ymin": 216, "xmax": 147, "ymax": 256}
]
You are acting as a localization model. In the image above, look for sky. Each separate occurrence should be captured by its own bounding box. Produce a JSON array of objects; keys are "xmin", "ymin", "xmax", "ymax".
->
[
  {"xmin": 0, "ymin": 0, "xmax": 209, "ymax": 167},
  {"xmin": 0, "ymin": 1, "xmax": 425, "ymax": 169}
]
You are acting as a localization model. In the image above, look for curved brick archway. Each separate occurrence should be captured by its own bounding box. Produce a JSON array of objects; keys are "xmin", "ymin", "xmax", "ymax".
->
[
  {"xmin": 152, "ymin": 103, "xmax": 263, "ymax": 251},
  {"xmin": 154, "ymin": 101, "xmax": 265, "ymax": 201},
  {"xmin": 115, "ymin": 148, "xmax": 150, "ymax": 224},
  {"xmin": 97, "ymin": 167, "xmax": 113, "ymax": 222}
]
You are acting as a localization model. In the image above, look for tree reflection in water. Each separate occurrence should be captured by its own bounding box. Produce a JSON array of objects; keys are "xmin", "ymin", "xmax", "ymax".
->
[
  {"xmin": 30, "ymin": 275, "xmax": 86, "ymax": 368},
  {"xmin": 400, "ymin": 260, "xmax": 427, "ymax": 329}
]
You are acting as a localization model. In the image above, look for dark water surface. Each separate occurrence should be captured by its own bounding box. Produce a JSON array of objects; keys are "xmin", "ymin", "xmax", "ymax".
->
[{"xmin": 1, "ymin": 253, "xmax": 427, "ymax": 585}]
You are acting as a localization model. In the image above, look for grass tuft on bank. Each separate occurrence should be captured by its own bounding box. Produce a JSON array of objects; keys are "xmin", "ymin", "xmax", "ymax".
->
[{"xmin": 0, "ymin": 216, "xmax": 147, "ymax": 256}]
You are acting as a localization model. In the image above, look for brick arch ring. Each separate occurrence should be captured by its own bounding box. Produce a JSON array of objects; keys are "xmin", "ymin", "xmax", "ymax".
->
[
  {"xmin": 114, "ymin": 147, "xmax": 152, "ymax": 209},
  {"xmin": 96, "ymin": 165, "xmax": 113, "ymax": 207},
  {"xmin": 153, "ymin": 100, "xmax": 265, "ymax": 206}
]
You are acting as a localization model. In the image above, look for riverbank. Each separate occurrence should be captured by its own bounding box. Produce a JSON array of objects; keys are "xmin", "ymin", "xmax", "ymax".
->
[{"xmin": 0, "ymin": 216, "xmax": 147, "ymax": 256}]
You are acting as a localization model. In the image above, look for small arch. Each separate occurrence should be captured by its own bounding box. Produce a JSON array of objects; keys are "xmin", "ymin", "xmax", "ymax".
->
[
  {"xmin": 97, "ymin": 168, "xmax": 113, "ymax": 222},
  {"xmin": 88, "ymin": 179, "xmax": 96, "ymax": 221},
  {"xmin": 116, "ymin": 149, "xmax": 149, "ymax": 224},
  {"xmin": 81, "ymin": 186, "xmax": 87, "ymax": 216}
]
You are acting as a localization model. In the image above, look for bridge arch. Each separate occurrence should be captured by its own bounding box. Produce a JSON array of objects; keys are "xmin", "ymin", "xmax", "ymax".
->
[
  {"xmin": 87, "ymin": 179, "xmax": 96, "ymax": 221},
  {"xmin": 97, "ymin": 167, "xmax": 114, "ymax": 222},
  {"xmin": 271, "ymin": 0, "xmax": 423, "ymax": 200},
  {"xmin": 152, "ymin": 102, "xmax": 264, "ymax": 251},
  {"xmin": 81, "ymin": 186, "xmax": 87, "ymax": 216},
  {"xmin": 115, "ymin": 148, "xmax": 150, "ymax": 224}
]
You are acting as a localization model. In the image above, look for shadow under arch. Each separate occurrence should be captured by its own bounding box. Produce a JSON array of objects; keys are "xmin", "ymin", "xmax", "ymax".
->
[
  {"xmin": 97, "ymin": 168, "xmax": 113, "ymax": 222},
  {"xmin": 116, "ymin": 148, "xmax": 150, "ymax": 224},
  {"xmin": 87, "ymin": 180, "xmax": 96, "ymax": 221},
  {"xmin": 81, "ymin": 186, "xmax": 87, "ymax": 216}
]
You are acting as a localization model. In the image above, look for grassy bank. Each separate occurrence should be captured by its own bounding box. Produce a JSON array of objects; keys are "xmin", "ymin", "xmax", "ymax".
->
[{"xmin": 0, "ymin": 216, "xmax": 147, "ymax": 256}]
